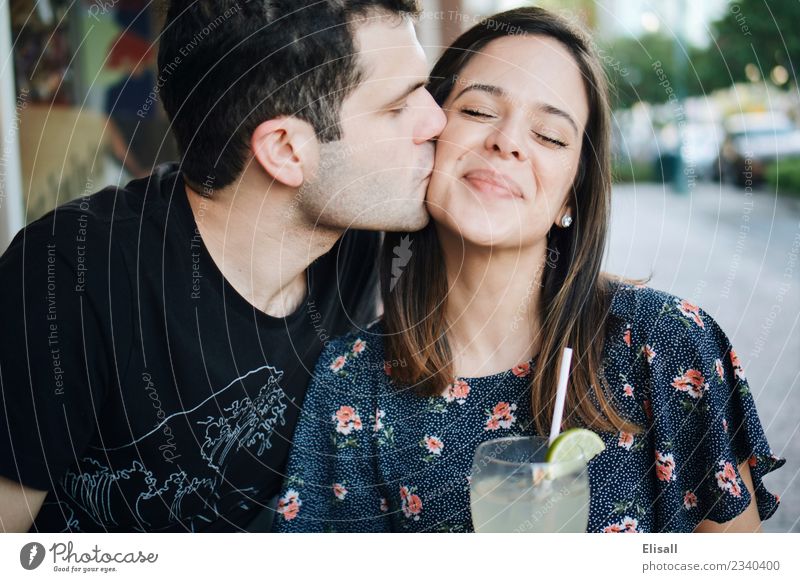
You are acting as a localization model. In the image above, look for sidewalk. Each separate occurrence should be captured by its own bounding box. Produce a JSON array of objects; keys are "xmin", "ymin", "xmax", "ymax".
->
[{"xmin": 605, "ymin": 181, "xmax": 799, "ymax": 532}]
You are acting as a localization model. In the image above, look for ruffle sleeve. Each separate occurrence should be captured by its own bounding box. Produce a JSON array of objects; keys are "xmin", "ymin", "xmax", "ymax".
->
[{"xmin": 642, "ymin": 294, "xmax": 786, "ymax": 532}]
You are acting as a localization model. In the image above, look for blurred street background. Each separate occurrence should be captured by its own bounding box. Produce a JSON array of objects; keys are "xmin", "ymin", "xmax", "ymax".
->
[{"xmin": 0, "ymin": 0, "xmax": 797, "ymax": 531}]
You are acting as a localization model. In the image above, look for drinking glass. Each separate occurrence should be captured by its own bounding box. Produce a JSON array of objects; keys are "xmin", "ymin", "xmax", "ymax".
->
[{"xmin": 470, "ymin": 436, "xmax": 590, "ymax": 532}]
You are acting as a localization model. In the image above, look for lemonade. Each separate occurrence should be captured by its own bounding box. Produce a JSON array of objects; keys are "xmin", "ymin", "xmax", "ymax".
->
[
  {"xmin": 469, "ymin": 431, "xmax": 604, "ymax": 533},
  {"xmin": 470, "ymin": 473, "xmax": 590, "ymax": 533}
]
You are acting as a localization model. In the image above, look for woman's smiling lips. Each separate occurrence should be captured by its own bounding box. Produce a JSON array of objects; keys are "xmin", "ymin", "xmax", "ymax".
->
[{"xmin": 462, "ymin": 168, "xmax": 523, "ymax": 199}]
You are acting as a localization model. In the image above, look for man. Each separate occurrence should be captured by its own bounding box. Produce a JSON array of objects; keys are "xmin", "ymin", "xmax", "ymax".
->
[{"xmin": 0, "ymin": 0, "xmax": 444, "ymax": 532}]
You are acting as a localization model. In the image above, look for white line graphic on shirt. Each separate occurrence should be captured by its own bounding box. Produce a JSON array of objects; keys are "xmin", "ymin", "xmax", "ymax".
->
[
  {"xmin": 100, "ymin": 364, "xmax": 286, "ymax": 453},
  {"xmin": 197, "ymin": 369, "xmax": 288, "ymax": 470},
  {"xmin": 60, "ymin": 458, "xmax": 257, "ymax": 529},
  {"xmin": 68, "ymin": 365, "xmax": 286, "ymax": 527}
]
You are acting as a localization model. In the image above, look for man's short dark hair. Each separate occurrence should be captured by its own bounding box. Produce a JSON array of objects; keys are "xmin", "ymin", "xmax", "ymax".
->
[{"xmin": 158, "ymin": 0, "xmax": 420, "ymax": 191}]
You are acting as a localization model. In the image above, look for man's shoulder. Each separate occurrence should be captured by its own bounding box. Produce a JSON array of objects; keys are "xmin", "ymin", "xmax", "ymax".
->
[
  {"xmin": 57, "ymin": 162, "xmax": 181, "ymax": 226},
  {"xmin": 11, "ymin": 163, "xmax": 178, "ymax": 235},
  {"xmin": 2, "ymin": 163, "xmax": 182, "ymax": 260}
]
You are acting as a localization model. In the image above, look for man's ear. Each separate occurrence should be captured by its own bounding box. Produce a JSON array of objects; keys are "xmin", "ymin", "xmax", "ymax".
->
[{"xmin": 250, "ymin": 117, "xmax": 318, "ymax": 188}]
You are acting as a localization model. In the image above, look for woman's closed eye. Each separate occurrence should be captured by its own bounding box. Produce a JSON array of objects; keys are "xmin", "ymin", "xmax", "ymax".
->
[
  {"xmin": 460, "ymin": 107, "xmax": 495, "ymax": 119},
  {"xmin": 461, "ymin": 107, "xmax": 568, "ymax": 148},
  {"xmin": 533, "ymin": 132, "xmax": 567, "ymax": 148}
]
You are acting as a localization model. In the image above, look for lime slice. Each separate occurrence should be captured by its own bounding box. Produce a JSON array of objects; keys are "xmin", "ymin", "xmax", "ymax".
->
[{"xmin": 545, "ymin": 428, "xmax": 606, "ymax": 464}]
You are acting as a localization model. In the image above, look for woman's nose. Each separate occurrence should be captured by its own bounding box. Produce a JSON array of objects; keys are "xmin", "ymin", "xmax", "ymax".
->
[{"xmin": 485, "ymin": 123, "xmax": 528, "ymax": 162}]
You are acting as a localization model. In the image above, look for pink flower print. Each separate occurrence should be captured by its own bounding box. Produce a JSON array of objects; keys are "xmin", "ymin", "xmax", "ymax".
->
[
  {"xmin": 333, "ymin": 483, "xmax": 348, "ymax": 501},
  {"xmin": 676, "ymin": 298, "xmax": 705, "ymax": 328},
  {"xmin": 655, "ymin": 450, "xmax": 676, "ymax": 482},
  {"xmin": 335, "ymin": 406, "xmax": 355, "ymax": 423},
  {"xmin": 618, "ymin": 431, "xmax": 634, "ymax": 450},
  {"xmin": 622, "ymin": 517, "xmax": 640, "ymax": 533},
  {"xmin": 643, "ymin": 344, "xmax": 656, "ymax": 364},
  {"xmin": 380, "ymin": 498, "xmax": 389, "ymax": 513},
  {"xmin": 512, "ymin": 362, "xmax": 531, "ymax": 377},
  {"xmin": 715, "ymin": 460, "xmax": 743, "ymax": 497},
  {"xmin": 277, "ymin": 489, "xmax": 302, "ymax": 521},
  {"xmin": 722, "ymin": 462, "xmax": 737, "ymax": 482},
  {"xmin": 443, "ymin": 379, "xmax": 471, "ymax": 404},
  {"xmin": 399, "ymin": 486, "xmax": 422, "ymax": 520},
  {"xmin": 715, "ymin": 358, "xmax": 724, "ymax": 380},
  {"xmin": 748, "ymin": 455, "xmax": 757, "ymax": 468},
  {"xmin": 329, "ymin": 355, "xmax": 347, "ymax": 373},
  {"xmin": 404, "ymin": 494, "xmax": 422, "ymax": 519},
  {"xmin": 333, "ymin": 405, "xmax": 363, "ymax": 435},
  {"xmin": 623, "ymin": 326, "xmax": 632, "ymax": 347},
  {"xmin": 384, "ymin": 361, "xmax": 392, "ymax": 376},
  {"xmin": 485, "ymin": 417, "xmax": 501, "ymax": 431},
  {"xmin": 373, "ymin": 408, "xmax": 385, "ymax": 432},
  {"xmin": 603, "ymin": 516, "xmax": 639, "ymax": 533},
  {"xmin": 494, "ymin": 402, "xmax": 512, "ymax": 416},
  {"xmin": 683, "ymin": 491, "xmax": 698, "ymax": 509},
  {"xmin": 671, "ymin": 369, "xmax": 708, "ymax": 399},
  {"xmin": 623, "ymin": 383, "xmax": 634, "ymax": 397},
  {"xmin": 722, "ymin": 418, "xmax": 728, "ymax": 433},
  {"xmin": 730, "ymin": 350, "xmax": 746, "ymax": 380},
  {"xmin": 485, "ymin": 402, "xmax": 517, "ymax": 430},
  {"xmin": 424, "ymin": 435, "xmax": 444, "ymax": 456},
  {"xmin": 352, "ymin": 338, "xmax": 366, "ymax": 355}
]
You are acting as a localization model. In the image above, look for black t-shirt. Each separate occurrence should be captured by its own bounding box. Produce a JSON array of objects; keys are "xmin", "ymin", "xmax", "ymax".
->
[{"xmin": 0, "ymin": 163, "xmax": 379, "ymax": 532}]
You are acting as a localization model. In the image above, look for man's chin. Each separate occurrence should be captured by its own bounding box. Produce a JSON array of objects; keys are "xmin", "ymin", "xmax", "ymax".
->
[{"xmin": 401, "ymin": 208, "xmax": 430, "ymax": 232}]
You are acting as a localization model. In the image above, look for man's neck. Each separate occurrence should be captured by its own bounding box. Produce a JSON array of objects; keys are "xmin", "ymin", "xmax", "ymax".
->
[{"xmin": 185, "ymin": 175, "xmax": 342, "ymax": 318}]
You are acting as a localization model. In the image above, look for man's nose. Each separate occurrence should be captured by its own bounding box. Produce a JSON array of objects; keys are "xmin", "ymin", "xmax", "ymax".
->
[{"xmin": 414, "ymin": 89, "xmax": 446, "ymax": 144}]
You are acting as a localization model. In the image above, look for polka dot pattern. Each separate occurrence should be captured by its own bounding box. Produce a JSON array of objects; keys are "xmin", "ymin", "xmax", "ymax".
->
[{"xmin": 272, "ymin": 285, "xmax": 785, "ymax": 532}]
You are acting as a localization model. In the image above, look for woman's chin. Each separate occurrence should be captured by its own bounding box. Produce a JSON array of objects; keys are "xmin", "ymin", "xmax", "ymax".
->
[{"xmin": 434, "ymin": 213, "xmax": 525, "ymax": 250}]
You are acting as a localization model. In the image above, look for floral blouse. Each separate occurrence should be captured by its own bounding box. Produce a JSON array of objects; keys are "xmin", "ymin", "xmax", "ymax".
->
[{"xmin": 271, "ymin": 285, "xmax": 785, "ymax": 533}]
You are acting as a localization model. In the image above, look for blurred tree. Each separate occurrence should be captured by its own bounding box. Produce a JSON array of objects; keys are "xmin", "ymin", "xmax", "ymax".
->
[
  {"xmin": 707, "ymin": 0, "xmax": 799, "ymax": 86},
  {"xmin": 602, "ymin": 0, "xmax": 798, "ymax": 109},
  {"xmin": 603, "ymin": 33, "xmax": 678, "ymax": 109}
]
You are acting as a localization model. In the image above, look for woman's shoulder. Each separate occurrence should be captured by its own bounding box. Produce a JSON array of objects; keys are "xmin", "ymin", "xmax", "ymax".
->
[
  {"xmin": 315, "ymin": 320, "xmax": 388, "ymax": 378},
  {"xmin": 608, "ymin": 282, "xmax": 720, "ymax": 336},
  {"xmin": 604, "ymin": 281, "xmax": 739, "ymax": 373}
]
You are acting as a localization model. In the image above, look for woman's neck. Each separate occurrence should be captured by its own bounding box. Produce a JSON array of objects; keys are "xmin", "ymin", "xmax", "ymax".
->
[{"xmin": 437, "ymin": 225, "xmax": 551, "ymax": 378}]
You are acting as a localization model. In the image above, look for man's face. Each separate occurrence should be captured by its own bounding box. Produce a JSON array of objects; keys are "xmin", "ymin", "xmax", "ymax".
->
[{"xmin": 299, "ymin": 15, "xmax": 446, "ymax": 232}]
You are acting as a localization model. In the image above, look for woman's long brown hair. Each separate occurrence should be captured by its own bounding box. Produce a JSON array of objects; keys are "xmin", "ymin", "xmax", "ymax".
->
[{"xmin": 380, "ymin": 7, "xmax": 643, "ymax": 436}]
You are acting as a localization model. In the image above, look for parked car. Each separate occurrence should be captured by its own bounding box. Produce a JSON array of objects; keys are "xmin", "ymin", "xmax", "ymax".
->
[{"xmin": 716, "ymin": 112, "xmax": 800, "ymax": 185}]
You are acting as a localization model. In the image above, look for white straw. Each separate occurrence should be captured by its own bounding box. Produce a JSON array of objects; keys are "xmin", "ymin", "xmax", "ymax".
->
[{"xmin": 548, "ymin": 347, "xmax": 573, "ymax": 445}]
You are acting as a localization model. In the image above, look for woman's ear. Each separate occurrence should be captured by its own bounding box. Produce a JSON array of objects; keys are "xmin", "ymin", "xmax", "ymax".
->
[
  {"xmin": 554, "ymin": 195, "xmax": 574, "ymax": 228},
  {"xmin": 251, "ymin": 117, "xmax": 319, "ymax": 188}
]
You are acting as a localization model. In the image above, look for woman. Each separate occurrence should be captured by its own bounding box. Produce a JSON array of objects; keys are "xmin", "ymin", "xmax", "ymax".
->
[{"xmin": 271, "ymin": 7, "xmax": 784, "ymax": 533}]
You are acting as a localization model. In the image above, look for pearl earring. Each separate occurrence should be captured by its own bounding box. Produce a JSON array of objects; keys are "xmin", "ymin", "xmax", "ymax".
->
[{"xmin": 561, "ymin": 215, "xmax": 573, "ymax": 228}]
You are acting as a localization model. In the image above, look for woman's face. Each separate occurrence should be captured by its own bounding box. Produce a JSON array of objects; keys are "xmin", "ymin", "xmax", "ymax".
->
[{"xmin": 426, "ymin": 35, "xmax": 590, "ymax": 249}]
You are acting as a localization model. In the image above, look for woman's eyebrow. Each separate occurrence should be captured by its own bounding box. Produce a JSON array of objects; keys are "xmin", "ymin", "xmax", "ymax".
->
[{"xmin": 453, "ymin": 83, "xmax": 579, "ymax": 137}]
